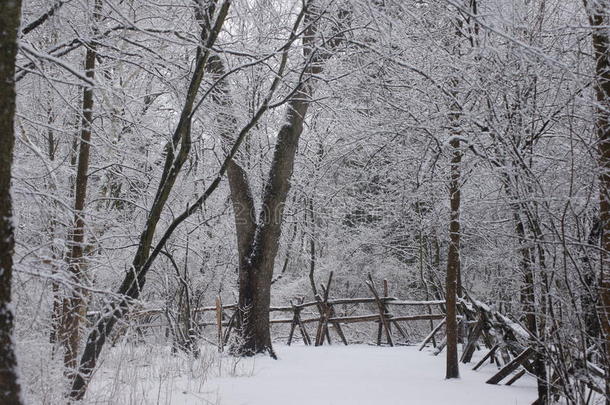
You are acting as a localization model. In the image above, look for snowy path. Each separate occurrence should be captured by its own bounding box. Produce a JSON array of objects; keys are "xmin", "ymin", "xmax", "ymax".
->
[{"xmin": 204, "ymin": 344, "xmax": 537, "ymax": 405}]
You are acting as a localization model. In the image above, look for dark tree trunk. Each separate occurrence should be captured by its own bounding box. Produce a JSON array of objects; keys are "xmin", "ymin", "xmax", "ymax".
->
[
  {"xmin": 69, "ymin": 2, "xmax": 231, "ymax": 399},
  {"xmin": 52, "ymin": 118, "xmax": 80, "ymax": 346},
  {"xmin": 230, "ymin": 0, "xmax": 343, "ymax": 356},
  {"xmin": 514, "ymin": 208, "xmax": 548, "ymax": 403},
  {"xmin": 0, "ymin": 0, "xmax": 24, "ymax": 403},
  {"xmin": 308, "ymin": 196, "xmax": 318, "ymax": 297},
  {"xmin": 60, "ymin": 0, "xmax": 102, "ymax": 375},
  {"xmin": 238, "ymin": 90, "xmax": 312, "ymax": 356},
  {"xmin": 206, "ymin": 56, "xmax": 257, "ymax": 328},
  {"xmin": 445, "ymin": 137, "xmax": 461, "ymax": 379},
  {"xmin": 585, "ymin": 1, "xmax": 610, "ymax": 402}
]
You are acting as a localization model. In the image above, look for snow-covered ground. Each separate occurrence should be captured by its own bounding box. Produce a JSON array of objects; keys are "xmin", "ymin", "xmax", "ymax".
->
[
  {"xmin": 87, "ymin": 343, "xmax": 537, "ymax": 405},
  {"xmin": 205, "ymin": 345, "xmax": 537, "ymax": 405}
]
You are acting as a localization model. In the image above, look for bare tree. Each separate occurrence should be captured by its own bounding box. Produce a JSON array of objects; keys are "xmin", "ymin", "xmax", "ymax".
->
[
  {"xmin": 0, "ymin": 0, "xmax": 25, "ymax": 403},
  {"xmin": 59, "ymin": 0, "xmax": 102, "ymax": 375},
  {"xmin": 584, "ymin": 0, "xmax": 610, "ymax": 403},
  {"xmin": 232, "ymin": 0, "xmax": 347, "ymax": 356},
  {"xmin": 445, "ymin": 133, "xmax": 462, "ymax": 379},
  {"xmin": 69, "ymin": 1, "xmax": 232, "ymax": 398}
]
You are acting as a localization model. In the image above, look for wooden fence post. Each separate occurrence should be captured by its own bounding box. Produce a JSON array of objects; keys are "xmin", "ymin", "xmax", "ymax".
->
[
  {"xmin": 461, "ymin": 312, "xmax": 485, "ymax": 363},
  {"xmin": 419, "ymin": 318, "xmax": 446, "ymax": 351},
  {"xmin": 472, "ymin": 344, "xmax": 499, "ymax": 371},
  {"xmin": 366, "ymin": 274, "xmax": 394, "ymax": 347},
  {"xmin": 216, "ymin": 296, "xmax": 223, "ymax": 352}
]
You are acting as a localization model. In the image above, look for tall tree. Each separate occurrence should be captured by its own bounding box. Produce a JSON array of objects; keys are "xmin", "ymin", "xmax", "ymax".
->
[
  {"xmin": 444, "ymin": 0, "xmax": 473, "ymax": 380},
  {"xmin": 235, "ymin": 0, "xmax": 346, "ymax": 356},
  {"xmin": 59, "ymin": 0, "xmax": 102, "ymax": 375},
  {"xmin": 0, "ymin": 0, "xmax": 25, "ymax": 403},
  {"xmin": 445, "ymin": 133, "xmax": 462, "ymax": 380},
  {"xmin": 69, "ymin": 1, "xmax": 232, "ymax": 398},
  {"xmin": 584, "ymin": 0, "xmax": 610, "ymax": 403}
]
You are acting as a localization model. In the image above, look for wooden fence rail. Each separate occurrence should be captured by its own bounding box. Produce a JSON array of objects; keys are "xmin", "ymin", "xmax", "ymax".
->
[
  {"xmin": 93, "ymin": 273, "xmax": 448, "ymax": 351},
  {"xmin": 201, "ymin": 273, "xmax": 448, "ymax": 350}
]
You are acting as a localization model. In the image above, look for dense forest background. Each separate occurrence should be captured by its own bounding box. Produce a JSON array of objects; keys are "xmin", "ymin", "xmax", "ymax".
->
[{"xmin": 0, "ymin": 0, "xmax": 609, "ymax": 404}]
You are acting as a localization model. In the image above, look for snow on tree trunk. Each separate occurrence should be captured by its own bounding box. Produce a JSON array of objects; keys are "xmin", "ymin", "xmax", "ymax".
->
[{"xmin": 0, "ymin": 0, "xmax": 25, "ymax": 403}]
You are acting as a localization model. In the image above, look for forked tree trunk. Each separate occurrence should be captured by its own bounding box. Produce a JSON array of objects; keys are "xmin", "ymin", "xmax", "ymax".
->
[
  {"xmin": 0, "ymin": 0, "xmax": 24, "ymax": 403},
  {"xmin": 585, "ymin": 1, "xmax": 610, "ymax": 403},
  {"xmin": 60, "ymin": 0, "xmax": 102, "ymax": 375},
  {"xmin": 203, "ymin": 0, "xmax": 341, "ymax": 356},
  {"xmin": 445, "ymin": 136, "xmax": 461, "ymax": 379},
  {"xmin": 234, "ymin": 0, "xmax": 347, "ymax": 356},
  {"xmin": 238, "ymin": 87, "xmax": 313, "ymax": 355}
]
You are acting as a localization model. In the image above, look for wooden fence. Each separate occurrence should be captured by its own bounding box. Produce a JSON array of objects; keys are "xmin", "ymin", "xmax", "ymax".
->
[
  {"xmin": 210, "ymin": 274, "xmax": 446, "ymax": 349},
  {"xmin": 95, "ymin": 273, "xmax": 605, "ymax": 401},
  {"xmin": 118, "ymin": 273, "xmax": 446, "ymax": 350}
]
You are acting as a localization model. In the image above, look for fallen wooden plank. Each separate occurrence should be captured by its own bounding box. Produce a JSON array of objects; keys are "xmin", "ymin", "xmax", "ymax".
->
[
  {"xmin": 472, "ymin": 344, "xmax": 499, "ymax": 371},
  {"xmin": 486, "ymin": 347, "xmax": 535, "ymax": 385},
  {"xmin": 505, "ymin": 369, "xmax": 526, "ymax": 386},
  {"xmin": 392, "ymin": 320, "xmax": 409, "ymax": 340},
  {"xmin": 433, "ymin": 336, "xmax": 447, "ymax": 355},
  {"xmin": 419, "ymin": 319, "xmax": 446, "ymax": 351},
  {"xmin": 461, "ymin": 314, "xmax": 485, "ymax": 363}
]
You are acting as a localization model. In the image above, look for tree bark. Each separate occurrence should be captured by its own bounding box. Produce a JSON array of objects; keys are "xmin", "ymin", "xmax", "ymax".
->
[
  {"xmin": 238, "ymin": 86, "xmax": 313, "ymax": 355},
  {"xmin": 585, "ymin": 1, "xmax": 610, "ymax": 403},
  {"xmin": 308, "ymin": 196, "xmax": 318, "ymax": 297},
  {"xmin": 445, "ymin": 137, "xmax": 461, "ymax": 379},
  {"xmin": 206, "ymin": 55, "xmax": 258, "ymax": 323},
  {"xmin": 228, "ymin": 0, "xmax": 343, "ymax": 356},
  {"xmin": 0, "ymin": 0, "xmax": 25, "ymax": 403},
  {"xmin": 60, "ymin": 0, "xmax": 102, "ymax": 375}
]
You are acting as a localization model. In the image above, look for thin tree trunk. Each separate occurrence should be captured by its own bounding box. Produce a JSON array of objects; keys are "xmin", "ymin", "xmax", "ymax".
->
[
  {"xmin": 445, "ymin": 137, "xmax": 461, "ymax": 379},
  {"xmin": 0, "ymin": 0, "xmax": 25, "ymax": 402},
  {"xmin": 60, "ymin": 0, "xmax": 102, "ymax": 375},
  {"xmin": 45, "ymin": 105, "xmax": 62, "ymax": 346},
  {"xmin": 582, "ymin": 218, "xmax": 602, "ymax": 344},
  {"xmin": 52, "ymin": 117, "xmax": 79, "ymax": 347},
  {"xmin": 69, "ymin": 2, "xmax": 231, "ymax": 399},
  {"xmin": 308, "ymin": 196, "xmax": 318, "ymax": 297},
  {"xmin": 500, "ymin": 169, "xmax": 548, "ymax": 403},
  {"xmin": 514, "ymin": 207, "xmax": 548, "ymax": 403},
  {"xmin": 585, "ymin": 1, "xmax": 610, "ymax": 402}
]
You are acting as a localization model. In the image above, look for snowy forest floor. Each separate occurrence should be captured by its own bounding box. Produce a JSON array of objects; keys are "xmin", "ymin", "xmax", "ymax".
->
[{"xmin": 78, "ymin": 343, "xmax": 539, "ymax": 405}]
